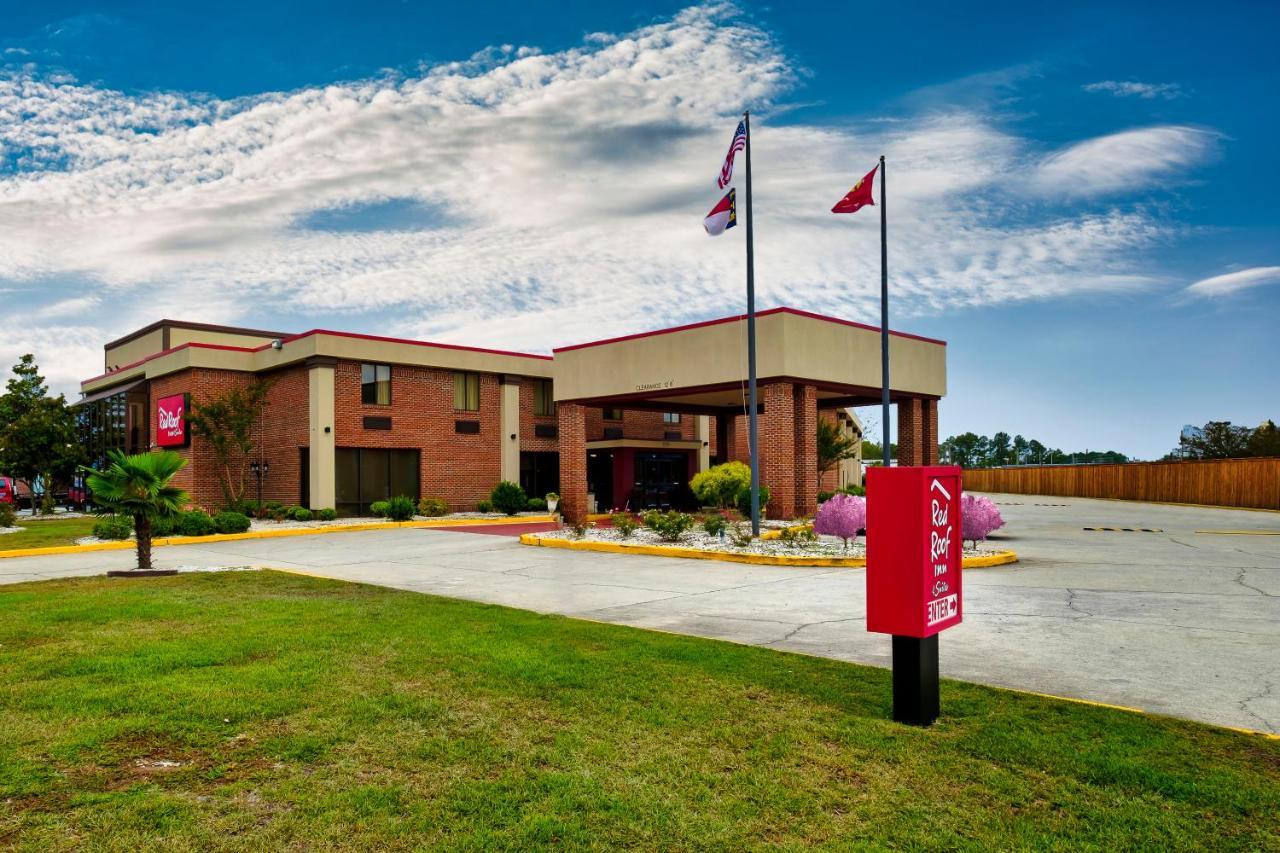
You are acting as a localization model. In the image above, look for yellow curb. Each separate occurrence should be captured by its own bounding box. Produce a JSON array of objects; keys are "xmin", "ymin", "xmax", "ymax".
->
[
  {"xmin": 0, "ymin": 515, "xmax": 557, "ymax": 560},
  {"xmin": 519, "ymin": 534, "xmax": 1018, "ymax": 569},
  {"xmin": 1193, "ymin": 529, "xmax": 1280, "ymax": 536},
  {"xmin": 1012, "ymin": 689, "xmax": 1279, "ymax": 741}
]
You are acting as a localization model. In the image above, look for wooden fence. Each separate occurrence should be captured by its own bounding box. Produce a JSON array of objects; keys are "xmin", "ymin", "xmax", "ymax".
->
[{"xmin": 962, "ymin": 457, "xmax": 1280, "ymax": 510}]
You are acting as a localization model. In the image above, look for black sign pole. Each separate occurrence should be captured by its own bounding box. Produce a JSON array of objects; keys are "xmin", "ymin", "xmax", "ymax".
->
[
  {"xmin": 880, "ymin": 155, "xmax": 940, "ymax": 727},
  {"xmin": 744, "ymin": 110, "xmax": 761, "ymax": 537}
]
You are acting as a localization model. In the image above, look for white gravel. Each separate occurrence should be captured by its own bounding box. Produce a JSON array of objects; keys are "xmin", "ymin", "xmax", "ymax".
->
[{"xmin": 0, "ymin": 526, "xmax": 21, "ymax": 536}]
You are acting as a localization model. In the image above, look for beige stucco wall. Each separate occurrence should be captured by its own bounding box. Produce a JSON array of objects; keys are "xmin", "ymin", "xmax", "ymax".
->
[
  {"xmin": 104, "ymin": 328, "xmax": 165, "ymax": 371},
  {"xmin": 167, "ymin": 328, "xmax": 279, "ymax": 351},
  {"xmin": 308, "ymin": 364, "xmax": 336, "ymax": 510},
  {"xmin": 500, "ymin": 380, "xmax": 521, "ymax": 483}
]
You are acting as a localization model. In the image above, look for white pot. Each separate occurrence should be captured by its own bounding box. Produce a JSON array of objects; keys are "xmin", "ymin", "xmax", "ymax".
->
[{"xmin": 547, "ymin": 499, "xmax": 559, "ymax": 512}]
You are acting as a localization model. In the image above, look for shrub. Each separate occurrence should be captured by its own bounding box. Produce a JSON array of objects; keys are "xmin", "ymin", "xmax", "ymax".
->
[
  {"xmin": 0, "ymin": 502, "xmax": 16, "ymax": 528},
  {"xmin": 779, "ymin": 525, "xmax": 818, "ymax": 549},
  {"xmin": 213, "ymin": 511, "xmax": 252, "ymax": 534},
  {"xmin": 568, "ymin": 518, "xmax": 593, "ymax": 539},
  {"xmin": 317, "ymin": 508, "xmax": 338, "ymax": 521},
  {"xmin": 176, "ymin": 509, "xmax": 216, "ymax": 537},
  {"xmin": 690, "ymin": 461, "xmax": 751, "ymax": 508},
  {"xmin": 384, "ymin": 495, "xmax": 416, "ymax": 521},
  {"xmin": 642, "ymin": 510, "xmax": 695, "ymax": 543},
  {"xmin": 263, "ymin": 500, "xmax": 284, "ymax": 512},
  {"xmin": 369, "ymin": 500, "xmax": 390, "ymax": 518},
  {"xmin": 813, "ymin": 493, "xmax": 867, "ymax": 550},
  {"xmin": 526, "ymin": 497, "xmax": 547, "ymax": 511},
  {"xmin": 151, "ymin": 515, "xmax": 177, "ymax": 537},
  {"xmin": 490, "ymin": 481, "xmax": 528, "ymax": 515},
  {"xmin": 817, "ymin": 490, "xmax": 835, "ymax": 505},
  {"xmin": 961, "ymin": 493, "xmax": 1005, "ymax": 548},
  {"xmin": 418, "ymin": 497, "xmax": 448, "ymax": 517},
  {"xmin": 92, "ymin": 516, "xmax": 132, "ymax": 540},
  {"xmin": 612, "ymin": 512, "xmax": 639, "ymax": 539},
  {"xmin": 545, "ymin": 492, "xmax": 559, "ymax": 504},
  {"xmin": 290, "ymin": 507, "xmax": 313, "ymax": 522},
  {"xmin": 727, "ymin": 522, "xmax": 754, "ymax": 548},
  {"xmin": 838, "ymin": 483, "xmax": 866, "ymax": 497},
  {"xmin": 702, "ymin": 513, "xmax": 728, "ymax": 537},
  {"xmin": 476, "ymin": 499, "xmax": 493, "ymax": 513},
  {"xmin": 734, "ymin": 484, "xmax": 771, "ymax": 519}
]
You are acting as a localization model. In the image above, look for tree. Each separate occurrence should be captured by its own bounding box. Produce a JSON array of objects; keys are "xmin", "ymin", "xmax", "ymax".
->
[
  {"xmin": 941, "ymin": 433, "xmax": 987, "ymax": 468},
  {"xmin": 1012, "ymin": 434, "xmax": 1029, "ymax": 465},
  {"xmin": 86, "ymin": 450, "xmax": 189, "ymax": 571},
  {"xmin": 990, "ymin": 432, "xmax": 1011, "ymax": 466},
  {"xmin": 817, "ymin": 418, "xmax": 858, "ymax": 479},
  {"xmin": 691, "ymin": 461, "xmax": 752, "ymax": 508},
  {"xmin": 861, "ymin": 439, "xmax": 897, "ymax": 464},
  {"xmin": 1178, "ymin": 421, "xmax": 1252, "ymax": 459},
  {"xmin": 0, "ymin": 355, "xmax": 84, "ymax": 513},
  {"xmin": 186, "ymin": 381, "xmax": 272, "ymax": 508},
  {"xmin": 1027, "ymin": 439, "xmax": 1047, "ymax": 464},
  {"xmin": 1248, "ymin": 420, "xmax": 1280, "ymax": 457}
]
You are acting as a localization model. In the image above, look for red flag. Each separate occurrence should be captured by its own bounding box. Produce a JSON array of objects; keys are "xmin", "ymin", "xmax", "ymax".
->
[{"xmin": 831, "ymin": 165, "xmax": 877, "ymax": 213}]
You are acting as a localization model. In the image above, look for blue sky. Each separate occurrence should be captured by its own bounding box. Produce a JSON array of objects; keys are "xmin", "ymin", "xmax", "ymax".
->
[{"xmin": 1, "ymin": 1, "xmax": 1276, "ymax": 459}]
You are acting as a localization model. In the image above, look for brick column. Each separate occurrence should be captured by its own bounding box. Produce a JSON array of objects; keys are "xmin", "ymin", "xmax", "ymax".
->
[
  {"xmin": 793, "ymin": 383, "xmax": 817, "ymax": 517},
  {"xmin": 922, "ymin": 398, "xmax": 940, "ymax": 465},
  {"xmin": 558, "ymin": 403, "xmax": 587, "ymax": 521},
  {"xmin": 718, "ymin": 412, "xmax": 743, "ymax": 463},
  {"xmin": 760, "ymin": 382, "xmax": 796, "ymax": 519},
  {"xmin": 897, "ymin": 397, "xmax": 924, "ymax": 467}
]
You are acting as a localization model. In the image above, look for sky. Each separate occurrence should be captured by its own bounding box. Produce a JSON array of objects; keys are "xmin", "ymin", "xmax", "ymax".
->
[{"xmin": 1, "ymin": 0, "xmax": 1276, "ymax": 460}]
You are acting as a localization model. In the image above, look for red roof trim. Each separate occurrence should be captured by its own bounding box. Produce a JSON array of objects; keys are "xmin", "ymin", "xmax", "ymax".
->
[
  {"xmin": 552, "ymin": 306, "xmax": 946, "ymax": 352},
  {"xmin": 81, "ymin": 342, "xmax": 256, "ymax": 387},
  {"xmin": 271, "ymin": 329, "xmax": 553, "ymax": 361}
]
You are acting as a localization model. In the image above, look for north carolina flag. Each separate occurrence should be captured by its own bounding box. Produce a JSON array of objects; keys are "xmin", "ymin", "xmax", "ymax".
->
[
  {"xmin": 703, "ymin": 188, "xmax": 737, "ymax": 236},
  {"xmin": 832, "ymin": 165, "xmax": 877, "ymax": 213}
]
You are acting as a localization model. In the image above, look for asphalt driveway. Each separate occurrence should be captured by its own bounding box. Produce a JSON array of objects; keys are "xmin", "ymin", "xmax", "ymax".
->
[{"xmin": 3, "ymin": 495, "xmax": 1277, "ymax": 734}]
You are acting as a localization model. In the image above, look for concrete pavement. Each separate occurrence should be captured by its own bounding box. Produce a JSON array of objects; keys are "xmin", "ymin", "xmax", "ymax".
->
[{"xmin": 3, "ymin": 494, "xmax": 1277, "ymax": 733}]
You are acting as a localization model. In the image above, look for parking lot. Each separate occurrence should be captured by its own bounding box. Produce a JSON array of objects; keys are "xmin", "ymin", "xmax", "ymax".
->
[{"xmin": 3, "ymin": 494, "xmax": 1277, "ymax": 733}]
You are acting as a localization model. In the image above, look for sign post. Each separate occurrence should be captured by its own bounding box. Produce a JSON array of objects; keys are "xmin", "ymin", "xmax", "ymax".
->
[{"xmin": 866, "ymin": 465, "xmax": 963, "ymax": 726}]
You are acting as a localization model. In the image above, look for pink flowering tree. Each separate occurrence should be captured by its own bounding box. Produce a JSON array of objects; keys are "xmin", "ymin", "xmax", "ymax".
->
[
  {"xmin": 813, "ymin": 493, "xmax": 867, "ymax": 550},
  {"xmin": 960, "ymin": 493, "xmax": 1005, "ymax": 548}
]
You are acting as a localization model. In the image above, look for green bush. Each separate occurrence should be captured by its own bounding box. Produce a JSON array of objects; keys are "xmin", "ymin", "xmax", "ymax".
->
[
  {"xmin": 369, "ymin": 500, "xmax": 390, "ymax": 518},
  {"xmin": 611, "ymin": 512, "xmax": 639, "ymax": 539},
  {"xmin": 838, "ymin": 483, "xmax": 866, "ymax": 497},
  {"xmin": 489, "ymin": 481, "xmax": 528, "ymax": 515},
  {"xmin": 642, "ymin": 510, "xmax": 695, "ymax": 543},
  {"xmin": 568, "ymin": 518, "xmax": 593, "ymax": 539},
  {"xmin": 476, "ymin": 499, "xmax": 493, "ymax": 513},
  {"xmin": 690, "ymin": 461, "xmax": 751, "ymax": 508},
  {"xmin": 176, "ymin": 510, "xmax": 217, "ymax": 537},
  {"xmin": 728, "ymin": 522, "xmax": 754, "ymax": 548},
  {"xmin": 290, "ymin": 507, "xmax": 313, "ymax": 522},
  {"xmin": 817, "ymin": 490, "xmax": 835, "ymax": 504},
  {"xmin": 418, "ymin": 497, "xmax": 448, "ymax": 517},
  {"xmin": 317, "ymin": 508, "xmax": 338, "ymax": 521},
  {"xmin": 151, "ymin": 515, "xmax": 177, "ymax": 537},
  {"xmin": 701, "ymin": 513, "xmax": 728, "ymax": 537},
  {"xmin": 214, "ymin": 511, "xmax": 252, "ymax": 534},
  {"xmin": 526, "ymin": 497, "xmax": 547, "ymax": 511},
  {"xmin": 384, "ymin": 495, "xmax": 416, "ymax": 521},
  {"xmin": 92, "ymin": 516, "xmax": 132, "ymax": 540},
  {"xmin": 0, "ymin": 502, "xmax": 17, "ymax": 528},
  {"xmin": 779, "ymin": 525, "xmax": 818, "ymax": 549},
  {"xmin": 735, "ymin": 484, "xmax": 771, "ymax": 519}
]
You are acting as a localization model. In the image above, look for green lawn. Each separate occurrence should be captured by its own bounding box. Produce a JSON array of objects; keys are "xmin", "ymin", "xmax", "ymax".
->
[
  {"xmin": 0, "ymin": 572, "xmax": 1275, "ymax": 850},
  {"xmin": 0, "ymin": 517, "xmax": 99, "ymax": 551}
]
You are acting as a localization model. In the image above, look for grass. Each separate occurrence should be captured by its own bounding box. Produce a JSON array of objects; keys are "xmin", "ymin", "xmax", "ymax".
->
[
  {"xmin": 0, "ymin": 571, "xmax": 1276, "ymax": 850},
  {"xmin": 0, "ymin": 516, "xmax": 100, "ymax": 551}
]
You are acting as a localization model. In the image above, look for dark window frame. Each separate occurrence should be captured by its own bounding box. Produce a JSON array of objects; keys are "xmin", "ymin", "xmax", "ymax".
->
[
  {"xmin": 603, "ymin": 407, "xmax": 623, "ymax": 421},
  {"xmin": 361, "ymin": 363, "xmax": 392, "ymax": 406},
  {"xmin": 533, "ymin": 379, "xmax": 556, "ymax": 417},
  {"xmin": 662, "ymin": 412, "xmax": 681, "ymax": 424}
]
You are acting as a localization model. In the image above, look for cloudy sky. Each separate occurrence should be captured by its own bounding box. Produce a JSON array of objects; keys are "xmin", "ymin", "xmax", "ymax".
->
[{"xmin": 1, "ymin": 0, "xmax": 1276, "ymax": 459}]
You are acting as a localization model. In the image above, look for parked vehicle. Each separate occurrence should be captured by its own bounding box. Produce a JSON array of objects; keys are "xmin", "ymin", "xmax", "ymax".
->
[{"xmin": 0, "ymin": 476, "xmax": 15, "ymax": 504}]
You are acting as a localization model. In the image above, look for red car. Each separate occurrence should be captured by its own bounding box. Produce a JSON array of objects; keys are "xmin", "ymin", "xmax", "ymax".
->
[{"xmin": 0, "ymin": 476, "xmax": 16, "ymax": 505}]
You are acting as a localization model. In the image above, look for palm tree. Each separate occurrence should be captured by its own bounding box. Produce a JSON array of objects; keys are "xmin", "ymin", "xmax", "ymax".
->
[{"xmin": 86, "ymin": 450, "xmax": 189, "ymax": 571}]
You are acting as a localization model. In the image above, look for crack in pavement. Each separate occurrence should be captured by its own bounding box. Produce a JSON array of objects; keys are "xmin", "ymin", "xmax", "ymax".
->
[
  {"xmin": 1233, "ymin": 568, "xmax": 1274, "ymax": 597},
  {"xmin": 1238, "ymin": 679, "xmax": 1277, "ymax": 734},
  {"xmin": 1065, "ymin": 588, "xmax": 1095, "ymax": 619}
]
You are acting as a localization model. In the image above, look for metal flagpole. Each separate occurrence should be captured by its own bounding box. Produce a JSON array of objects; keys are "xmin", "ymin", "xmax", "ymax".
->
[
  {"xmin": 744, "ymin": 110, "xmax": 761, "ymax": 536},
  {"xmin": 879, "ymin": 154, "xmax": 890, "ymax": 468}
]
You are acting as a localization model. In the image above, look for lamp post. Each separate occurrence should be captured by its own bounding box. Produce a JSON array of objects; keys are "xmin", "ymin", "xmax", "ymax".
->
[{"xmin": 249, "ymin": 460, "xmax": 269, "ymax": 509}]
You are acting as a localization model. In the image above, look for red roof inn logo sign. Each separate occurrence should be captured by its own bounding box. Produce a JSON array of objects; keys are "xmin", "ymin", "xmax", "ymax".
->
[
  {"xmin": 866, "ymin": 465, "xmax": 963, "ymax": 726},
  {"xmin": 155, "ymin": 393, "xmax": 190, "ymax": 448}
]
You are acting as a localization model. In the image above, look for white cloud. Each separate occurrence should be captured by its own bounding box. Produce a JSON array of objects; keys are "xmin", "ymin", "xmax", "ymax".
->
[
  {"xmin": 1185, "ymin": 266, "xmax": 1280, "ymax": 298},
  {"xmin": 1030, "ymin": 126, "xmax": 1219, "ymax": 197},
  {"xmin": 0, "ymin": 5, "xmax": 1219, "ymax": 397},
  {"xmin": 1083, "ymin": 80, "xmax": 1184, "ymax": 100}
]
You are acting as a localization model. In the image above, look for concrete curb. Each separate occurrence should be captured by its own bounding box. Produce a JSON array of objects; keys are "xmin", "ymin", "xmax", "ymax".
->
[
  {"xmin": 518, "ymin": 534, "xmax": 1018, "ymax": 569},
  {"xmin": 0, "ymin": 515, "xmax": 557, "ymax": 560}
]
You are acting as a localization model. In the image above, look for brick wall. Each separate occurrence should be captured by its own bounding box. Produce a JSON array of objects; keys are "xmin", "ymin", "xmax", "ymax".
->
[
  {"xmin": 558, "ymin": 403, "xmax": 587, "ymax": 521},
  {"xmin": 922, "ymin": 398, "xmax": 940, "ymax": 465},
  {"xmin": 518, "ymin": 378, "xmax": 559, "ymax": 454},
  {"xmin": 759, "ymin": 382, "xmax": 796, "ymax": 519},
  {"xmin": 257, "ymin": 366, "xmax": 310, "ymax": 506},
  {"xmin": 897, "ymin": 397, "xmax": 923, "ymax": 467},
  {"xmin": 793, "ymin": 384, "xmax": 817, "ymax": 516},
  {"xmin": 584, "ymin": 407, "xmax": 697, "ymax": 442},
  {"xmin": 333, "ymin": 361, "xmax": 501, "ymax": 510},
  {"xmin": 151, "ymin": 368, "xmax": 254, "ymax": 510}
]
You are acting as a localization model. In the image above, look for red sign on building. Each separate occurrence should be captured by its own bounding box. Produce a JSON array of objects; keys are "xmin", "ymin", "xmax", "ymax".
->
[
  {"xmin": 866, "ymin": 465, "xmax": 963, "ymax": 638},
  {"xmin": 155, "ymin": 393, "xmax": 190, "ymax": 448}
]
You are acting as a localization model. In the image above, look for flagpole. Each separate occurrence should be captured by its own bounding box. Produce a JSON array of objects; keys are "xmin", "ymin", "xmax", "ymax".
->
[
  {"xmin": 879, "ymin": 154, "xmax": 890, "ymax": 468},
  {"xmin": 744, "ymin": 110, "xmax": 761, "ymax": 536}
]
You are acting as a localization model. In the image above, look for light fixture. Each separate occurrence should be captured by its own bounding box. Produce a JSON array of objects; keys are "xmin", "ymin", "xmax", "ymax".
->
[{"xmin": 271, "ymin": 339, "xmax": 283, "ymax": 350}]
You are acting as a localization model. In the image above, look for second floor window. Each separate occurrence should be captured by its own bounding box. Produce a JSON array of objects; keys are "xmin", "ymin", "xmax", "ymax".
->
[
  {"xmin": 663, "ymin": 412, "xmax": 681, "ymax": 424},
  {"xmin": 361, "ymin": 363, "xmax": 391, "ymax": 405},
  {"xmin": 454, "ymin": 372, "xmax": 480, "ymax": 411},
  {"xmin": 603, "ymin": 407, "xmax": 623, "ymax": 421},
  {"xmin": 533, "ymin": 380, "xmax": 556, "ymax": 417}
]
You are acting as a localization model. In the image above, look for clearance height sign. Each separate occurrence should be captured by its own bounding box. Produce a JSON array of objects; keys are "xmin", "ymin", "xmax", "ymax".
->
[
  {"xmin": 155, "ymin": 393, "xmax": 190, "ymax": 448},
  {"xmin": 866, "ymin": 465, "xmax": 963, "ymax": 638}
]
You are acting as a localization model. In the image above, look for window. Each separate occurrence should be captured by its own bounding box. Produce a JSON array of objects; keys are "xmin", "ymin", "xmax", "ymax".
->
[
  {"xmin": 663, "ymin": 412, "xmax": 681, "ymax": 424},
  {"xmin": 603, "ymin": 407, "xmax": 623, "ymax": 421},
  {"xmin": 334, "ymin": 447, "xmax": 420, "ymax": 516},
  {"xmin": 533, "ymin": 379, "xmax": 556, "ymax": 417},
  {"xmin": 454, "ymin": 372, "xmax": 480, "ymax": 411},
  {"xmin": 361, "ymin": 363, "xmax": 391, "ymax": 405}
]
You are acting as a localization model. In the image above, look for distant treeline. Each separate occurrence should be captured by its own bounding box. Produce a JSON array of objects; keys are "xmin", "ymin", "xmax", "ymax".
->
[
  {"xmin": 1165, "ymin": 419, "xmax": 1279, "ymax": 460},
  {"xmin": 939, "ymin": 432, "xmax": 1127, "ymax": 469}
]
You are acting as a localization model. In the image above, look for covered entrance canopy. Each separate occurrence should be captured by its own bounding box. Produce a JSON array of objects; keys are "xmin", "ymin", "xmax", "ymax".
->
[{"xmin": 551, "ymin": 307, "xmax": 947, "ymax": 520}]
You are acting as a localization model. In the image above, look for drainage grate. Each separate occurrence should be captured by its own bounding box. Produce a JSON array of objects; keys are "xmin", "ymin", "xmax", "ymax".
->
[{"xmin": 1082, "ymin": 527, "xmax": 1164, "ymax": 533}]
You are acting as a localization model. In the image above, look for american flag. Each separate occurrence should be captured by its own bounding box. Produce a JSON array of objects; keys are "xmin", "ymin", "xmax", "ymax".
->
[{"xmin": 717, "ymin": 120, "xmax": 747, "ymax": 189}]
